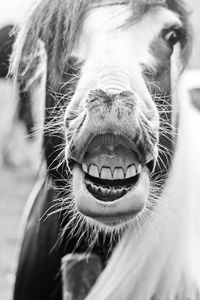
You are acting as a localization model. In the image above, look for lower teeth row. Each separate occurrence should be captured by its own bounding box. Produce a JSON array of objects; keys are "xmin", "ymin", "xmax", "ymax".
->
[{"xmin": 86, "ymin": 179, "xmax": 131, "ymax": 197}]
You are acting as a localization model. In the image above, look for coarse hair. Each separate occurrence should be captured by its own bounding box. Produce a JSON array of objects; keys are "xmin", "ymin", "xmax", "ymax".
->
[{"xmin": 10, "ymin": 0, "xmax": 191, "ymax": 88}]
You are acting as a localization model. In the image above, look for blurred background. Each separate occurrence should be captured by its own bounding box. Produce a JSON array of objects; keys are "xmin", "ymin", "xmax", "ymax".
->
[
  {"xmin": 0, "ymin": 0, "xmax": 200, "ymax": 299},
  {"xmin": 0, "ymin": 1, "xmax": 40, "ymax": 300}
]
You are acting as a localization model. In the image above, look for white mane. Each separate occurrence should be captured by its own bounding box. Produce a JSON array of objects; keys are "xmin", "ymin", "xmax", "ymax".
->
[{"xmin": 85, "ymin": 65, "xmax": 200, "ymax": 299}]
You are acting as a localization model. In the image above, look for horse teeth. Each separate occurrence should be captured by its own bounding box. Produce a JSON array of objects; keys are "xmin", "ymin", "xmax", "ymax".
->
[
  {"xmin": 88, "ymin": 164, "xmax": 99, "ymax": 178},
  {"xmin": 117, "ymin": 188, "xmax": 126, "ymax": 196},
  {"xmin": 82, "ymin": 163, "xmax": 88, "ymax": 173},
  {"xmin": 100, "ymin": 167, "xmax": 113, "ymax": 180},
  {"xmin": 112, "ymin": 189, "xmax": 118, "ymax": 196},
  {"xmin": 99, "ymin": 186, "xmax": 110, "ymax": 196},
  {"xmin": 113, "ymin": 168, "xmax": 125, "ymax": 180},
  {"xmin": 89, "ymin": 182, "xmax": 98, "ymax": 193},
  {"xmin": 137, "ymin": 164, "xmax": 142, "ymax": 174},
  {"xmin": 105, "ymin": 189, "xmax": 110, "ymax": 196},
  {"xmin": 118, "ymin": 187, "xmax": 124, "ymax": 194},
  {"xmin": 94, "ymin": 185, "xmax": 99, "ymax": 193},
  {"xmin": 85, "ymin": 163, "xmax": 141, "ymax": 180},
  {"xmin": 125, "ymin": 165, "xmax": 137, "ymax": 178}
]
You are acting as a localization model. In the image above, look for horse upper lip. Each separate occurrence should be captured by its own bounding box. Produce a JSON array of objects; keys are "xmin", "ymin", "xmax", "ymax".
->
[
  {"xmin": 69, "ymin": 132, "xmax": 157, "ymax": 168},
  {"xmin": 70, "ymin": 133, "xmax": 138, "ymax": 162}
]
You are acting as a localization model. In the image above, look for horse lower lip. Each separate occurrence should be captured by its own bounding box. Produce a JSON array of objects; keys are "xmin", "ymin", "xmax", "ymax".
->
[
  {"xmin": 72, "ymin": 163, "xmax": 149, "ymax": 223},
  {"xmin": 94, "ymin": 215, "xmax": 134, "ymax": 226}
]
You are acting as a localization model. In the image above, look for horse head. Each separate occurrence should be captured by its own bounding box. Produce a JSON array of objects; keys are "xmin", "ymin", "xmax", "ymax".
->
[
  {"xmin": 11, "ymin": 1, "xmax": 195, "ymax": 299},
  {"xmin": 11, "ymin": 0, "xmax": 191, "ymax": 232}
]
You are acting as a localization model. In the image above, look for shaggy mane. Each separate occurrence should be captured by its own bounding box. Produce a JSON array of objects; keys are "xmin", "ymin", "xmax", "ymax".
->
[{"xmin": 10, "ymin": 0, "xmax": 191, "ymax": 88}]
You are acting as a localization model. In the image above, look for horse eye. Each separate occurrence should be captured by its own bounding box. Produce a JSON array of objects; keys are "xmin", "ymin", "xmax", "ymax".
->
[{"xmin": 163, "ymin": 27, "xmax": 183, "ymax": 48}]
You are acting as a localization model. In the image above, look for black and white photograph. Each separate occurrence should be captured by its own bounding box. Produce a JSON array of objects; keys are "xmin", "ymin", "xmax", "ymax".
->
[{"xmin": 1, "ymin": 0, "xmax": 200, "ymax": 299}]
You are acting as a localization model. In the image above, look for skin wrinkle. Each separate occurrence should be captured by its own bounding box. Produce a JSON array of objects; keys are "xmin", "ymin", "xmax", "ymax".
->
[{"xmin": 96, "ymin": 66, "xmax": 133, "ymax": 93}]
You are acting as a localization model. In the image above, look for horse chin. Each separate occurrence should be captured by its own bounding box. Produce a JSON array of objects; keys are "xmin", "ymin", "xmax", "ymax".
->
[{"xmin": 72, "ymin": 163, "xmax": 150, "ymax": 228}]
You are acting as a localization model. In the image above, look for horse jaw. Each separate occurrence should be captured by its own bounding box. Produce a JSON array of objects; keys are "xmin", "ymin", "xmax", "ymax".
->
[{"xmin": 72, "ymin": 163, "xmax": 150, "ymax": 228}]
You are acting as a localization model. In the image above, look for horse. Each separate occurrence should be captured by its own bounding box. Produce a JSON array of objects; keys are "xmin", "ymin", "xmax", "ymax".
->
[{"xmin": 11, "ymin": 0, "xmax": 200, "ymax": 299}]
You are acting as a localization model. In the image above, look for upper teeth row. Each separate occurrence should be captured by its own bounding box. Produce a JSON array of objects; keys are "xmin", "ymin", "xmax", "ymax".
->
[{"xmin": 82, "ymin": 163, "xmax": 141, "ymax": 180}]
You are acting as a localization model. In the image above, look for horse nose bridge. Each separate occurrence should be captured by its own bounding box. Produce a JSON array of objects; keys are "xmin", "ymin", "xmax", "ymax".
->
[
  {"xmin": 86, "ymin": 89, "xmax": 114, "ymax": 110},
  {"xmin": 97, "ymin": 67, "xmax": 132, "ymax": 94},
  {"xmin": 80, "ymin": 63, "xmax": 135, "ymax": 95}
]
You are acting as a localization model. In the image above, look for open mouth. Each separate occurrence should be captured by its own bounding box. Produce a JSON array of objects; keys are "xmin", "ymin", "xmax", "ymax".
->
[
  {"xmin": 85, "ymin": 173, "xmax": 140, "ymax": 202},
  {"xmin": 71, "ymin": 133, "xmax": 154, "ymax": 226},
  {"xmin": 80, "ymin": 133, "xmax": 152, "ymax": 202}
]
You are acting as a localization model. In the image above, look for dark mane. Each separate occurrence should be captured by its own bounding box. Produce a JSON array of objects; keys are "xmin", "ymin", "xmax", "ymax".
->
[
  {"xmin": 10, "ymin": 0, "xmax": 191, "ymax": 88},
  {"xmin": 10, "ymin": 0, "xmax": 90, "ymax": 87}
]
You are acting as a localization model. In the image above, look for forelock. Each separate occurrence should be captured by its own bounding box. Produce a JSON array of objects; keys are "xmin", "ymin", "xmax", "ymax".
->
[{"xmin": 11, "ymin": 0, "xmax": 191, "ymax": 88}]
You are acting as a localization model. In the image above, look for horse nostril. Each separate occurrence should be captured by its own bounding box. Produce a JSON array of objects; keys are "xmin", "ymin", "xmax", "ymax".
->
[
  {"xmin": 86, "ymin": 89, "xmax": 138, "ymax": 111},
  {"xmin": 88, "ymin": 89, "xmax": 108, "ymax": 99},
  {"xmin": 118, "ymin": 91, "xmax": 135, "ymax": 98},
  {"xmin": 86, "ymin": 89, "xmax": 114, "ymax": 108}
]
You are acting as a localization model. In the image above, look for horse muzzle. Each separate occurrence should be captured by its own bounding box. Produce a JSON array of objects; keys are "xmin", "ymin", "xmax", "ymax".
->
[{"xmin": 66, "ymin": 89, "xmax": 159, "ymax": 227}]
